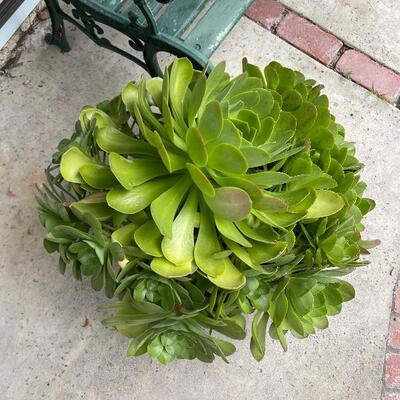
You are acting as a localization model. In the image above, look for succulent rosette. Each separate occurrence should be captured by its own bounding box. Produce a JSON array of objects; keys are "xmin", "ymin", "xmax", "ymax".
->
[{"xmin": 37, "ymin": 58, "xmax": 377, "ymax": 364}]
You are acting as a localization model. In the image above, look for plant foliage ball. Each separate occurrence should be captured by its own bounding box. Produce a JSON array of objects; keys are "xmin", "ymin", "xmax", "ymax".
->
[{"xmin": 37, "ymin": 58, "xmax": 377, "ymax": 364}]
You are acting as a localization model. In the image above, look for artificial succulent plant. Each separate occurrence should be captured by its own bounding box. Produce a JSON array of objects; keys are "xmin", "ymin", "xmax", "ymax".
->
[{"xmin": 37, "ymin": 58, "xmax": 377, "ymax": 364}]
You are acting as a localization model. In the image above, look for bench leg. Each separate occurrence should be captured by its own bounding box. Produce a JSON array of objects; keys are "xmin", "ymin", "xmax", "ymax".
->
[
  {"xmin": 143, "ymin": 44, "xmax": 163, "ymax": 77},
  {"xmin": 44, "ymin": 0, "xmax": 71, "ymax": 52}
]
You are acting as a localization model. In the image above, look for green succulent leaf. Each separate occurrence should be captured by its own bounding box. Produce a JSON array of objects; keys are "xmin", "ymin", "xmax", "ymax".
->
[
  {"xmin": 107, "ymin": 177, "xmax": 177, "ymax": 214},
  {"xmin": 188, "ymin": 75, "xmax": 206, "ymax": 126},
  {"xmin": 208, "ymin": 143, "xmax": 248, "ymax": 175},
  {"xmin": 250, "ymin": 310, "xmax": 268, "ymax": 361},
  {"xmin": 199, "ymin": 100, "xmax": 223, "ymax": 142},
  {"xmin": 70, "ymin": 200, "xmax": 113, "ymax": 222},
  {"xmin": 146, "ymin": 77, "xmax": 163, "ymax": 108},
  {"xmin": 150, "ymin": 175, "xmax": 192, "ymax": 238},
  {"xmin": 186, "ymin": 127, "xmax": 208, "ymax": 166},
  {"xmin": 305, "ymin": 190, "xmax": 345, "ymax": 219},
  {"xmin": 246, "ymin": 171, "xmax": 292, "ymax": 187},
  {"xmin": 194, "ymin": 203, "xmax": 226, "ymax": 277},
  {"xmin": 208, "ymin": 261, "xmax": 246, "ymax": 290},
  {"xmin": 79, "ymin": 164, "xmax": 117, "ymax": 189},
  {"xmin": 109, "ymin": 152, "xmax": 168, "ymax": 190},
  {"xmin": 170, "ymin": 57, "xmax": 193, "ymax": 122},
  {"xmin": 186, "ymin": 163, "xmax": 215, "ymax": 197},
  {"xmin": 150, "ymin": 258, "xmax": 196, "ymax": 278},
  {"xmin": 96, "ymin": 126, "xmax": 156, "ymax": 156},
  {"xmin": 269, "ymin": 292, "xmax": 288, "ymax": 327},
  {"xmin": 134, "ymin": 220, "xmax": 163, "ymax": 257},
  {"xmin": 161, "ymin": 189, "xmax": 198, "ymax": 265},
  {"xmin": 60, "ymin": 147, "xmax": 93, "ymax": 184},
  {"xmin": 111, "ymin": 222, "xmax": 140, "ymax": 246},
  {"xmin": 214, "ymin": 215, "xmax": 252, "ymax": 247},
  {"xmin": 204, "ymin": 187, "xmax": 252, "ymax": 221}
]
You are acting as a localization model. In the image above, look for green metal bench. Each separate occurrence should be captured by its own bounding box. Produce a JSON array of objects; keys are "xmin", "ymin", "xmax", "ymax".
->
[{"xmin": 44, "ymin": 0, "xmax": 254, "ymax": 77}]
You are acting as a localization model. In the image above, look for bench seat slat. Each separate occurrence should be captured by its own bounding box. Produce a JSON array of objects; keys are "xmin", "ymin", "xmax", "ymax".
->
[
  {"xmin": 185, "ymin": 0, "xmax": 253, "ymax": 57},
  {"xmin": 81, "ymin": 0, "xmax": 162, "ymax": 27},
  {"xmin": 120, "ymin": 0, "xmax": 162, "ymax": 27},
  {"xmin": 156, "ymin": 0, "xmax": 210, "ymax": 37}
]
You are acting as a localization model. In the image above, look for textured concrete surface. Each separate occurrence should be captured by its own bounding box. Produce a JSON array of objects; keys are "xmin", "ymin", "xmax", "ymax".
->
[
  {"xmin": 0, "ymin": 16, "xmax": 399, "ymax": 400},
  {"xmin": 281, "ymin": 0, "xmax": 400, "ymax": 72}
]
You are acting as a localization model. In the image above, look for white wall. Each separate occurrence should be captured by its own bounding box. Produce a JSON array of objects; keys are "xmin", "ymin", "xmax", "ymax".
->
[{"xmin": 0, "ymin": 0, "xmax": 41, "ymax": 49}]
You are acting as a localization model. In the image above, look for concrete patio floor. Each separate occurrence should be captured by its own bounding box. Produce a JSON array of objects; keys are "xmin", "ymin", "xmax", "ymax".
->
[{"xmin": 0, "ymin": 11, "xmax": 400, "ymax": 400}]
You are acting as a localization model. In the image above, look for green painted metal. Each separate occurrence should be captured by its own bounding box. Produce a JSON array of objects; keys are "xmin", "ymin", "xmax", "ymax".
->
[
  {"xmin": 80, "ymin": 0, "xmax": 160, "ymax": 27},
  {"xmin": 186, "ymin": 0, "xmax": 254, "ymax": 57},
  {"xmin": 43, "ymin": 0, "xmax": 255, "ymax": 77},
  {"xmin": 157, "ymin": 0, "xmax": 209, "ymax": 37}
]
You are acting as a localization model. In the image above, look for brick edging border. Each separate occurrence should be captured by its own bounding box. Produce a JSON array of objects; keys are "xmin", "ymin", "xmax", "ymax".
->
[
  {"xmin": 382, "ymin": 278, "xmax": 400, "ymax": 400},
  {"xmin": 246, "ymin": 0, "xmax": 400, "ymax": 106}
]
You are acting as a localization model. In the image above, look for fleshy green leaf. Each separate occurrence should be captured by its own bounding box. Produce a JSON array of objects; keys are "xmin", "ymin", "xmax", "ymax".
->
[
  {"xmin": 150, "ymin": 258, "xmax": 196, "ymax": 278},
  {"xmin": 106, "ymin": 177, "xmax": 177, "ymax": 214},
  {"xmin": 240, "ymin": 147, "xmax": 270, "ymax": 168},
  {"xmin": 134, "ymin": 220, "xmax": 162, "ymax": 257},
  {"xmin": 248, "ymin": 241, "xmax": 287, "ymax": 264},
  {"xmin": 70, "ymin": 200, "xmax": 113, "ymax": 221},
  {"xmin": 188, "ymin": 75, "xmax": 206, "ymax": 126},
  {"xmin": 146, "ymin": 77, "xmax": 163, "ymax": 108},
  {"xmin": 199, "ymin": 100, "xmax": 223, "ymax": 142},
  {"xmin": 208, "ymin": 144, "xmax": 248, "ymax": 175},
  {"xmin": 204, "ymin": 187, "xmax": 252, "ymax": 221},
  {"xmin": 246, "ymin": 171, "xmax": 291, "ymax": 187},
  {"xmin": 151, "ymin": 175, "xmax": 192, "ymax": 238},
  {"xmin": 214, "ymin": 215, "xmax": 252, "ymax": 247},
  {"xmin": 96, "ymin": 126, "xmax": 156, "ymax": 156},
  {"xmin": 170, "ymin": 58, "xmax": 193, "ymax": 121},
  {"xmin": 254, "ymin": 210, "xmax": 306, "ymax": 229},
  {"xmin": 111, "ymin": 222, "xmax": 140, "ymax": 246},
  {"xmin": 60, "ymin": 147, "xmax": 93, "ymax": 184},
  {"xmin": 252, "ymin": 193, "xmax": 288, "ymax": 213},
  {"xmin": 186, "ymin": 163, "xmax": 215, "ymax": 197},
  {"xmin": 282, "ymin": 89, "xmax": 303, "ymax": 111},
  {"xmin": 194, "ymin": 203, "xmax": 226, "ymax": 277},
  {"xmin": 208, "ymin": 261, "xmax": 246, "ymax": 290},
  {"xmin": 186, "ymin": 127, "xmax": 208, "ymax": 166},
  {"xmin": 269, "ymin": 292, "xmax": 288, "ymax": 327},
  {"xmin": 109, "ymin": 152, "xmax": 168, "ymax": 190},
  {"xmin": 250, "ymin": 310, "xmax": 268, "ymax": 361},
  {"xmin": 161, "ymin": 189, "xmax": 198, "ymax": 265},
  {"xmin": 79, "ymin": 164, "xmax": 117, "ymax": 189},
  {"xmin": 79, "ymin": 107, "xmax": 115, "ymax": 129},
  {"xmin": 306, "ymin": 190, "xmax": 344, "ymax": 219}
]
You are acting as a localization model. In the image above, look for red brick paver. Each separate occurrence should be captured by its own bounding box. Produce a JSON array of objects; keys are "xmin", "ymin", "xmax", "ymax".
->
[
  {"xmin": 246, "ymin": 0, "xmax": 286, "ymax": 30},
  {"xmin": 389, "ymin": 318, "xmax": 400, "ymax": 349},
  {"xmin": 336, "ymin": 50, "xmax": 400, "ymax": 103},
  {"xmin": 385, "ymin": 393, "xmax": 400, "ymax": 400},
  {"xmin": 276, "ymin": 12, "xmax": 343, "ymax": 66},
  {"xmin": 386, "ymin": 354, "xmax": 400, "ymax": 389},
  {"xmin": 393, "ymin": 284, "xmax": 400, "ymax": 314},
  {"xmin": 383, "ymin": 281, "xmax": 400, "ymax": 397}
]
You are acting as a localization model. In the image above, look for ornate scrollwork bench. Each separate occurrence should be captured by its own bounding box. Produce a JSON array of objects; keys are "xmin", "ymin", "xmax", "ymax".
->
[{"xmin": 43, "ymin": 0, "xmax": 254, "ymax": 77}]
